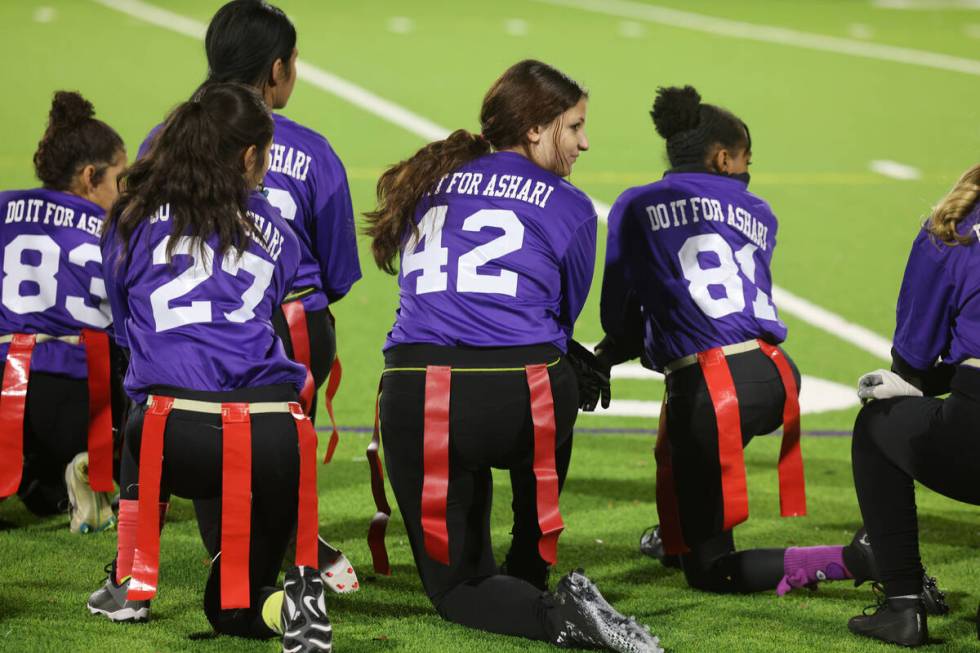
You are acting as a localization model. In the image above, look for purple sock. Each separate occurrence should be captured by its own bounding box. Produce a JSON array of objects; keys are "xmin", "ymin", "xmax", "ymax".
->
[{"xmin": 776, "ymin": 546, "xmax": 851, "ymax": 596}]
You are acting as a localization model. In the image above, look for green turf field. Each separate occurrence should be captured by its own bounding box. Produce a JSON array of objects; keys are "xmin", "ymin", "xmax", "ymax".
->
[{"xmin": 1, "ymin": 0, "xmax": 978, "ymax": 651}]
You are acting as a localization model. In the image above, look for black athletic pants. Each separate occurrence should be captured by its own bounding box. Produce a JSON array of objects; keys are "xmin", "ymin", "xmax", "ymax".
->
[
  {"xmin": 119, "ymin": 383, "xmax": 301, "ymax": 639},
  {"xmin": 380, "ymin": 343, "xmax": 577, "ymax": 642},
  {"xmin": 192, "ymin": 305, "xmax": 336, "ymax": 559},
  {"xmin": 15, "ymin": 343, "xmax": 129, "ymax": 515},
  {"xmin": 851, "ymin": 365, "xmax": 980, "ymax": 597},
  {"xmin": 663, "ymin": 346, "xmax": 801, "ymax": 593}
]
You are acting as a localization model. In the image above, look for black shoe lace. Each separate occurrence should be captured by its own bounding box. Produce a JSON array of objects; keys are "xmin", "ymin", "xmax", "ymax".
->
[{"xmin": 862, "ymin": 582, "xmax": 888, "ymax": 616}]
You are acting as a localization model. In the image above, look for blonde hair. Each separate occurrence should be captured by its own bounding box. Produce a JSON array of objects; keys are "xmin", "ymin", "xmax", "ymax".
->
[{"xmin": 927, "ymin": 164, "xmax": 980, "ymax": 245}]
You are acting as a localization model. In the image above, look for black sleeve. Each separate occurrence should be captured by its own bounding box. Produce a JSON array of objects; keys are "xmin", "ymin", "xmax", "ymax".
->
[
  {"xmin": 595, "ymin": 292, "xmax": 644, "ymax": 368},
  {"xmin": 890, "ymin": 347, "xmax": 955, "ymax": 397}
]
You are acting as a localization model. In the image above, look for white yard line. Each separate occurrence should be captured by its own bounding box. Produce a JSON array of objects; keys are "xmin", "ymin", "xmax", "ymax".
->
[
  {"xmin": 870, "ymin": 160, "xmax": 923, "ymax": 180},
  {"xmin": 93, "ymin": 0, "xmax": 892, "ymax": 362},
  {"xmin": 872, "ymin": 0, "xmax": 980, "ymax": 9},
  {"xmin": 531, "ymin": 0, "xmax": 980, "ymax": 77}
]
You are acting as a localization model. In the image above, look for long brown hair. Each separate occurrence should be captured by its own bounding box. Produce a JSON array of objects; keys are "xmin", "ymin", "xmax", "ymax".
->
[
  {"xmin": 364, "ymin": 59, "xmax": 587, "ymax": 274},
  {"xmin": 927, "ymin": 164, "xmax": 980, "ymax": 246},
  {"xmin": 105, "ymin": 83, "xmax": 273, "ymax": 263}
]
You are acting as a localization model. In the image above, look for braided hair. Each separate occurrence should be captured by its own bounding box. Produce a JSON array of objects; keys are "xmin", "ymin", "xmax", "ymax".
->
[{"xmin": 650, "ymin": 86, "xmax": 750, "ymax": 169}]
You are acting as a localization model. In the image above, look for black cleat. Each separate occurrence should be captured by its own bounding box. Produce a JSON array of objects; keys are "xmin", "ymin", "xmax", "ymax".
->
[
  {"xmin": 552, "ymin": 569, "xmax": 663, "ymax": 653},
  {"xmin": 282, "ymin": 565, "xmax": 332, "ymax": 653},
  {"xmin": 848, "ymin": 596, "xmax": 927, "ymax": 647},
  {"xmin": 849, "ymin": 528, "xmax": 948, "ymax": 616},
  {"xmin": 86, "ymin": 561, "xmax": 150, "ymax": 623},
  {"xmin": 639, "ymin": 525, "xmax": 681, "ymax": 569}
]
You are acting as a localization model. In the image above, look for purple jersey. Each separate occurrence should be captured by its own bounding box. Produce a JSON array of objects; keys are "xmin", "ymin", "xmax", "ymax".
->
[
  {"xmin": 139, "ymin": 113, "xmax": 361, "ymax": 311},
  {"xmin": 103, "ymin": 193, "xmax": 306, "ymax": 403},
  {"xmin": 0, "ymin": 189, "xmax": 111, "ymax": 379},
  {"xmin": 385, "ymin": 152, "xmax": 597, "ymax": 352},
  {"xmin": 893, "ymin": 203, "xmax": 980, "ymax": 369},
  {"xmin": 602, "ymin": 172, "xmax": 787, "ymax": 371}
]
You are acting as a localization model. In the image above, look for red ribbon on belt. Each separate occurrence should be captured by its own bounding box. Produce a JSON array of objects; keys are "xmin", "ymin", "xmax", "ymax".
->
[
  {"xmin": 82, "ymin": 329, "xmax": 114, "ymax": 492},
  {"xmin": 759, "ymin": 342, "xmax": 806, "ymax": 518},
  {"xmin": 220, "ymin": 402, "xmax": 252, "ymax": 609},
  {"xmin": 129, "ymin": 398, "xmax": 320, "ymax": 608},
  {"xmin": 282, "ymin": 301, "xmax": 316, "ymax": 415},
  {"xmin": 526, "ymin": 363, "xmax": 564, "ymax": 565},
  {"xmin": 0, "ymin": 334, "xmax": 35, "ymax": 498},
  {"xmin": 417, "ymin": 364, "xmax": 565, "ymax": 567},
  {"xmin": 322, "ymin": 356, "xmax": 342, "ymax": 463},
  {"xmin": 653, "ymin": 401, "xmax": 689, "ymax": 556},
  {"xmin": 282, "ymin": 300, "xmax": 341, "ymax": 463},
  {"xmin": 698, "ymin": 348, "xmax": 750, "ymax": 531},
  {"xmin": 653, "ymin": 341, "xmax": 807, "ymax": 554},
  {"xmin": 129, "ymin": 395, "xmax": 172, "ymax": 602},
  {"xmin": 421, "ymin": 365, "xmax": 452, "ymax": 565},
  {"xmin": 366, "ymin": 379, "xmax": 392, "ymax": 575},
  {"xmin": 292, "ymin": 402, "xmax": 320, "ymax": 569}
]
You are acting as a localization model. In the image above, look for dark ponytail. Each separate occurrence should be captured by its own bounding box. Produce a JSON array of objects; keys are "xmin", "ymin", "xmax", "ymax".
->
[
  {"xmin": 204, "ymin": 0, "xmax": 296, "ymax": 87},
  {"xmin": 105, "ymin": 83, "xmax": 273, "ymax": 262},
  {"xmin": 651, "ymin": 85, "xmax": 750, "ymax": 168},
  {"xmin": 365, "ymin": 59, "xmax": 586, "ymax": 274},
  {"xmin": 33, "ymin": 90, "xmax": 123, "ymax": 191}
]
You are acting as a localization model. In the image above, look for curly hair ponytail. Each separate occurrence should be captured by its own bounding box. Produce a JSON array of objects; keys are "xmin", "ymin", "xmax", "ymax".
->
[{"xmin": 927, "ymin": 164, "xmax": 980, "ymax": 246}]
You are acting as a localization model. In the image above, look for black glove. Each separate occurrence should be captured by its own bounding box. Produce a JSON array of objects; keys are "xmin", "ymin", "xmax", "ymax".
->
[{"xmin": 565, "ymin": 339, "xmax": 611, "ymax": 411}]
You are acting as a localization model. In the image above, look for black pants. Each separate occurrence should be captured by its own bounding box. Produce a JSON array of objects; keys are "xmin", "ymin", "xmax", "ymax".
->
[
  {"xmin": 271, "ymin": 305, "xmax": 335, "ymax": 425},
  {"xmin": 120, "ymin": 383, "xmax": 301, "ymax": 639},
  {"xmin": 15, "ymin": 348, "xmax": 129, "ymax": 516},
  {"xmin": 664, "ymin": 346, "xmax": 801, "ymax": 593},
  {"xmin": 380, "ymin": 343, "xmax": 577, "ymax": 641},
  {"xmin": 851, "ymin": 365, "xmax": 980, "ymax": 597}
]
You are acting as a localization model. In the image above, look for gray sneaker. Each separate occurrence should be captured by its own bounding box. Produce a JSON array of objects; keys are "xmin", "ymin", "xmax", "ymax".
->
[
  {"xmin": 552, "ymin": 569, "xmax": 663, "ymax": 653},
  {"xmin": 282, "ymin": 565, "xmax": 332, "ymax": 652},
  {"xmin": 65, "ymin": 452, "xmax": 116, "ymax": 534},
  {"xmin": 87, "ymin": 561, "xmax": 150, "ymax": 623}
]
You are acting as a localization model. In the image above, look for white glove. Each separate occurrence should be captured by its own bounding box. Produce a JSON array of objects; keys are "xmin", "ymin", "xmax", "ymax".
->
[{"xmin": 857, "ymin": 369, "xmax": 923, "ymax": 403}]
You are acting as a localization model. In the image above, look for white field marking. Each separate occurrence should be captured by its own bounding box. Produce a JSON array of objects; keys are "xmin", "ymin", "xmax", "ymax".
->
[
  {"xmin": 33, "ymin": 6, "xmax": 57, "ymax": 22},
  {"xmin": 592, "ymin": 375, "xmax": 859, "ymax": 418},
  {"xmin": 531, "ymin": 0, "xmax": 980, "ymax": 76},
  {"xmin": 873, "ymin": 0, "xmax": 980, "ymax": 8},
  {"xmin": 92, "ymin": 0, "xmax": 448, "ymax": 141},
  {"xmin": 870, "ymin": 159, "xmax": 923, "ymax": 180},
  {"xmin": 387, "ymin": 16, "xmax": 415, "ymax": 34},
  {"xmin": 618, "ymin": 20, "xmax": 646, "ymax": 38},
  {"xmin": 847, "ymin": 23, "xmax": 876, "ymax": 40},
  {"xmin": 93, "ymin": 0, "xmax": 893, "ymax": 363},
  {"xmin": 505, "ymin": 18, "xmax": 529, "ymax": 36}
]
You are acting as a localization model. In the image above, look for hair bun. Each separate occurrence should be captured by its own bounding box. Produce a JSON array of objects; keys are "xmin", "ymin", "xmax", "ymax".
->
[
  {"xmin": 48, "ymin": 90, "xmax": 95, "ymax": 129},
  {"xmin": 651, "ymin": 85, "xmax": 702, "ymax": 139}
]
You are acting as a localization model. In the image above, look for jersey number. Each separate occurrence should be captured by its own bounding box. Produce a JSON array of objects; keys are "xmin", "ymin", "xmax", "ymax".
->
[
  {"xmin": 150, "ymin": 236, "xmax": 274, "ymax": 332},
  {"xmin": 1, "ymin": 234, "xmax": 111, "ymax": 328},
  {"xmin": 678, "ymin": 233, "xmax": 777, "ymax": 321},
  {"xmin": 265, "ymin": 187, "xmax": 297, "ymax": 221},
  {"xmin": 402, "ymin": 206, "xmax": 524, "ymax": 296}
]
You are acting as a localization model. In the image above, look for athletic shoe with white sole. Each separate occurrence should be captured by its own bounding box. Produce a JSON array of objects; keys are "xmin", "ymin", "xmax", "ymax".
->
[
  {"xmin": 65, "ymin": 452, "xmax": 116, "ymax": 534},
  {"xmin": 87, "ymin": 561, "xmax": 150, "ymax": 623},
  {"xmin": 552, "ymin": 569, "xmax": 663, "ymax": 653},
  {"xmin": 282, "ymin": 565, "xmax": 332, "ymax": 653}
]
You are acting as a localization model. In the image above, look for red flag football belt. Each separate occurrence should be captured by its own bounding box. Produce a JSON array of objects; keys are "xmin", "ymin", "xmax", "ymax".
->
[
  {"xmin": 281, "ymin": 300, "xmax": 342, "ymax": 463},
  {"xmin": 367, "ymin": 360, "xmax": 564, "ymax": 572},
  {"xmin": 655, "ymin": 339, "xmax": 806, "ymax": 556},
  {"xmin": 0, "ymin": 330, "xmax": 113, "ymax": 497},
  {"xmin": 128, "ymin": 396, "xmax": 319, "ymax": 609}
]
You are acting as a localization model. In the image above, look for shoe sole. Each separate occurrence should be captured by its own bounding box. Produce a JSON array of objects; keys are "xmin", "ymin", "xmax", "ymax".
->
[
  {"xmin": 65, "ymin": 461, "xmax": 115, "ymax": 534},
  {"xmin": 87, "ymin": 603, "xmax": 149, "ymax": 623}
]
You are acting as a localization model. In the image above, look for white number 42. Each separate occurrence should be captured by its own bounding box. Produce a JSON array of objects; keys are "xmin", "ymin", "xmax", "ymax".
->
[{"xmin": 402, "ymin": 206, "xmax": 525, "ymax": 297}]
